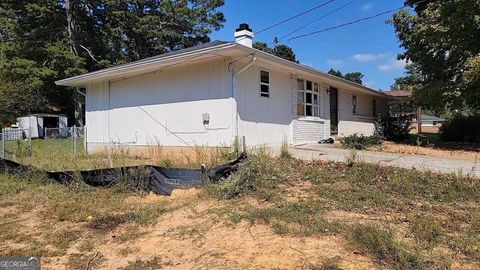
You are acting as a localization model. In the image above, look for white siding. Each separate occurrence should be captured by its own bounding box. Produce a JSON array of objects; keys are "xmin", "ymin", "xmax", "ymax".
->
[
  {"xmin": 292, "ymin": 119, "xmax": 325, "ymax": 143},
  {"xmin": 236, "ymin": 65, "xmax": 293, "ymax": 147},
  {"xmin": 84, "ymin": 57, "xmax": 392, "ymax": 151},
  {"xmin": 85, "ymin": 59, "xmax": 232, "ymax": 151},
  {"xmin": 336, "ymin": 89, "xmax": 388, "ymax": 137}
]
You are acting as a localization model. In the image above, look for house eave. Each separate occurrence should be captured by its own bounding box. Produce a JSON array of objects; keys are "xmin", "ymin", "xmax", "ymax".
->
[
  {"xmin": 234, "ymin": 45, "xmax": 396, "ymax": 99},
  {"xmin": 55, "ymin": 42, "xmax": 237, "ymax": 87}
]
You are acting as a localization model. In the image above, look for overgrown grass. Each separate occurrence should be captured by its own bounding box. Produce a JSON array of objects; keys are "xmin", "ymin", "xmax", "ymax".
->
[
  {"xmin": 0, "ymin": 169, "xmax": 175, "ymax": 258},
  {"xmin": 1, "ymin": 143, "xmax": 479, "ymax": 268},
  {"xmin": 205, "ymin": 150, "xmax": 288, "ymax": 201},
  {"xmin": 205, "ymin": 154, "xmax": 480, "ymax": 268},
  {"xmin": 229, "ymin": 200, "xmax": 340, "ymax": 236},
  {"xmin": 349, "ymin": 225, "xmax": 427, "ymax": 270}
]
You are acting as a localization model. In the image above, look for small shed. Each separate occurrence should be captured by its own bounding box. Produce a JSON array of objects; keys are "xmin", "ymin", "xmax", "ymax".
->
[{"xmin": 17, "ymin": 114, "xmax": 68, "ymax": 138}]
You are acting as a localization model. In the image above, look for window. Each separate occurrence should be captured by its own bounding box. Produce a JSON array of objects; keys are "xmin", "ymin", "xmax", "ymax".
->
[
  {"xmin": 297, "ymin": 79, "xmax": 320, "ymax": 117},
  {"xmin": 372, "ymin": 99, "xmax": 377, "ymax": 116},
  {"xmin": 352, "ymin": 95, "xmax": 357, "ymax": 114},
  {"xmin": 260, "ymin": 70, "xmax": 270, "ymax": 98}
]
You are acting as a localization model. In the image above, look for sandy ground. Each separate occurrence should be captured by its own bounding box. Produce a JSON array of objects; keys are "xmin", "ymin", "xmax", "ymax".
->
[
  {"xmin": 84, "ymin": 189, "xmax": 374, "ymax": 269},
  {"xmin": 1, "ymin": 189, "xmax": 375, "ymax": 270}
]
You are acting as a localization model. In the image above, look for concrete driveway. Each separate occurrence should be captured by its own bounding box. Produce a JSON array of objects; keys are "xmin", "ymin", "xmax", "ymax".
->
[{"xmin": 271, "ymin": 144, "xmax": 480, "ymax": 178}]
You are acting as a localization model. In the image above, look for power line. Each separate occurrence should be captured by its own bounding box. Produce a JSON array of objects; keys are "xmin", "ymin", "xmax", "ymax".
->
[
  {"xmin": 256, "ymin": 0, "xmax": 337, "ymax": 35},
  {"xmin": 287, "ymin": 0, "xmax": 430, "ymax": 41},
  {"xmin": 288, "ymin": 7, "xmax": 403, "ymax": 41},
  {"xmin": 278, "ymin": 0, "xmax": 360, "ymax": 42}
]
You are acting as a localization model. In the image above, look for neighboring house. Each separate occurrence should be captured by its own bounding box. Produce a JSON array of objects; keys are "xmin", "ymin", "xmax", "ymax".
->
[
  {"xmin": 384, "ymin": 90, "xmax": 445, "ymax": 133},
  {"xmin": 420, "ymin": 114, "xmax": 445, "ymax": 127},
  {"xmin": 56, "ymin": 23, "xmax": 395, "ymax": 152}
]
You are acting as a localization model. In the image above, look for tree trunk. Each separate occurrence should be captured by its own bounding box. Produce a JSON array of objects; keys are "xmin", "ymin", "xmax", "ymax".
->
[
  {"xmin": 66, "ymin": 0, "xmax": 84, "ymax": 127},
  {"xmin": 74, "ymin": 88, "xmax": 85, "ymax": 127},
  {"xmin": 66, "ymin": 0, "xmax": 80, "ymax": 56}
]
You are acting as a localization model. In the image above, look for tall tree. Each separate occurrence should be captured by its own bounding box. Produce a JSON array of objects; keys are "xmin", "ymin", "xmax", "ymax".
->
[
  {"xmin": 0, "ymin": 0, "xmax": 225, "ymax": 125},
  {"xmin": 327, "ymin": 69, "xmax": 364, "ymax": 84},
  {"xmin": 390, "ymin": 64, "xmax": 423, "ymax": 91},
  {"xmin": 390, "ymin": 0, "xmax": 480, "ymax": 113},
  {"xmin": 253, "ymin": 41, "xmax": 299, "ymax": 63},
  {"xmin": 343, "ymin": 72, "xmax": 364, "ymax": 85}
]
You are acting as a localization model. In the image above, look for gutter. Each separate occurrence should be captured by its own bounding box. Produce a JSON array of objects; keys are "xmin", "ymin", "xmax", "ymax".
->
[
  {"xmin": 229, "ymin": 54, "xmax": 256, "ymax": 144},
  {"xmin": 55, "ymin": 42, "xmax": 237, "ymax": 87}
]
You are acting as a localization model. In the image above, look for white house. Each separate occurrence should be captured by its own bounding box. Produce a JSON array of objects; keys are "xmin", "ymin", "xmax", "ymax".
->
[{"xmin": 56, "ymin": 24, "xmax": 395, "ymax": 153}]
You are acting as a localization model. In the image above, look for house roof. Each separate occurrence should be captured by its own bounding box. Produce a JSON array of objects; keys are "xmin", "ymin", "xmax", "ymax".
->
[
  {"xmin": 20, "ymin": 113, "xmax": 67, "ymax": 118},
  {"xmin": 383, "ymin": 90, "xmax": 412, "ymax": 97},
  {"xmin": 421, "ymin": 114, "xmax": 445, "ymax": 122},
  {"xmin": 56, "ymin": 41, "xmax": 394, "ymax": 99}
]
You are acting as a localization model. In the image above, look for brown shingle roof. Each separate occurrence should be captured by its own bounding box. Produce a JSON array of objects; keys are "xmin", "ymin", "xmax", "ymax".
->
[{"xmin": 383, "ymin": 90, "xmax": 412, "ymax": 97}]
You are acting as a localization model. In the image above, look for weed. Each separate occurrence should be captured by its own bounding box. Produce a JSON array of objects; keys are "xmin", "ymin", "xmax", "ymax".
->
[
  {"xmin": 122, "ymin": 256, "xmax": 167, "ymax": 270},
  {"xmin": 349, "ymin": 225, "xmax": 427, "ymax": 270},
  {"xmin": 230, "ymin": 201, "xmax": 338, "ymax": 237},
  {"xmin": 310, "ymin": 256, "xmax": 342, "ymax": 270},
  {"xmin": 280, "ymin": 136, "xmax": 292, "ymax": 159},
  {"xmin": 206, "ymin": 152, "xmax": 286, "ymax": 200},
  {"xmin": 410, "ymin": 215, "xmax": 443, "ymax": 247}
]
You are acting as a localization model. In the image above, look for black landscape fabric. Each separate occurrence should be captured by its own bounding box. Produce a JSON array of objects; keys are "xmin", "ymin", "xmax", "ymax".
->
[{"xmin": 0, "ymin": 153, "xmax": 247, "ymax": 196}]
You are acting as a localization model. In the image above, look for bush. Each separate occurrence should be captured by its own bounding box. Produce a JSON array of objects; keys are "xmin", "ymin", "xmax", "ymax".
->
[
  {"xmin": 440, "ymin": 115, "xmax": 480, "ymax": 143},
  {"xmin": 340, "ymin": 133, "xmax": 382, "ymax": 150},
  {"xmin": 375, "ymin": 114, "xmax": 412, "ymax": 141}
]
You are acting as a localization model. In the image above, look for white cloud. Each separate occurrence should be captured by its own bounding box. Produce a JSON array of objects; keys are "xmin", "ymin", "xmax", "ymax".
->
[
  {"xmin": 352, "ymin": 53, "xmax": 388, "ymax": 62},
  {"xmin": 327, "ymin": 59, "xmax": 343, "ymax": 67},
  {"xmin": 361, "ymin": 3, "xmax": 373, "ymax": 11},
  {"xmin": 379, "ymin": 59, "xmax": 407, "ymax": 72}
]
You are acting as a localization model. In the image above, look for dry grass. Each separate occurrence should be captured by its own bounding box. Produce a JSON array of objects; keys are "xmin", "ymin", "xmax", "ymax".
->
[
  {"xmin": 374, "ymin": 141, "xmax": 480, "ymax": 160},
  {"xmin": 1, "ymin": 148, "xmax": 479, "ymax": 269}
]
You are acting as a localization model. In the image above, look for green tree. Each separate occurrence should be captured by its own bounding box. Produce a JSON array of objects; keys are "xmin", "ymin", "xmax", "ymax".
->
[
  {"xmin": 327, "ymin": 69, "xmax": 364, "ymax": 84},
  {"xmin": 0, "ymin": 0, "xmax": 225, "ymax": 125},
  {"xmin": 343, "ymin": 72, "xmax": 364, "ymax": 85},
  {"xmin": 253, "ymin": 41, "xmax": 298, "ymax": 63},
  {"xmin": 390, "ymin": 0, "xmax": 480, "ymax": 112},
  {"xmin": 390, "ymin": 64, "xmax": 423, "ymax": 91}
]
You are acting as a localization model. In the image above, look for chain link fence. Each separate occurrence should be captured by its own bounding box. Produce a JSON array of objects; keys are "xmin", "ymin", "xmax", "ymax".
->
[
  {"xmin": 43, "ymin": 126, "xmax": 86, "ymax": 156},
  {"xmin": 0, "ymin": 127, "xmax": 86, "ymax": 161},
  {"xmin": 1, "ymin": 128, "xmax": 32, "ymax": 160}
]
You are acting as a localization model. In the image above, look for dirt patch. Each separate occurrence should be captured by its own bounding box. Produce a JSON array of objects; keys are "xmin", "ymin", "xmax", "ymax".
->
[
  {"xmin": 91, "ymin": 203, "xmax": 375, "ymax": 270},
  {"xmin": 282, "ymin": 180, "xmax": 315, "ymax": 202}
]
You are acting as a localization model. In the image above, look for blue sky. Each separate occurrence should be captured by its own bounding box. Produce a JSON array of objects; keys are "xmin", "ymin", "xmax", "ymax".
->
[{"xmin": 210, "ymin": 0, "xmax": 408, "ymax": 90}]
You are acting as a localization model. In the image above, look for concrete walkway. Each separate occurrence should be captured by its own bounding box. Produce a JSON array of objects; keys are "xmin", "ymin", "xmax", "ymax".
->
[{"xmin": 271, "ymin": 144, "xmax": 480, "ymax": 178}]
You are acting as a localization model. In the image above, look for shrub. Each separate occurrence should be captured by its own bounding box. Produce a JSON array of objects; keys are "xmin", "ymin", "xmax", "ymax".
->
[
  {"xmin": 339, "ymin": 133, "xmax": 382, "ymax": 150},
  {"xmin": 375, "ymin": 114, "xmax": 412, "ymax": 141},
  {"xmin": 440, "ymin": 114, "xmax": 480, "ymax": 143}
]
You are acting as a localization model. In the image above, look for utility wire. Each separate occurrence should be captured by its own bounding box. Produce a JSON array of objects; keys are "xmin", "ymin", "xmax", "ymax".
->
[
  {"xmin": 287, "ymin": 0, "xmax": 430, "ymax": 41},
  {"xmin": 278, "ymin": 0, "xmax": 359, "ymax": 42},
  {"xmin": 255, "ymin": 0, "xmax": 337, "ymax": 35}
]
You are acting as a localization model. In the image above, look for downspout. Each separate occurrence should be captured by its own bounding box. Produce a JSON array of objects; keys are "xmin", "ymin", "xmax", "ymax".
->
[{"xmin": 229, "ymin": 55, "xmax": 256, "ymax": 145}]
